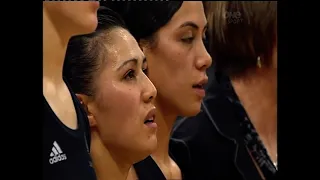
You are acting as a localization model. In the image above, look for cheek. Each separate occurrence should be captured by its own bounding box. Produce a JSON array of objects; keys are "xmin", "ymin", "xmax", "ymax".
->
[
  {"xmin": 149, "ymin": 44, "xmax": 194, "ymax": 93},
  {"xmin": 60, "ymin": 3, "xmax": 79, "ymax": 18},
  {"xmin": 94, "ymin": 84, "xmax": 142, "ymax": 140}
]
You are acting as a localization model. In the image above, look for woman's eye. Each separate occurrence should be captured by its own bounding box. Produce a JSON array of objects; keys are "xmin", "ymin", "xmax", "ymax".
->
[
  {"xmin": 142, "ymin": 68, "xmax": 148, "ymax": 76},
  {"xmin": 124, "ymin": 70, "xmax": 136, "ymax": 80},
  {"xmin": 181, "ymin": 37, "xmax": 194, "ymax": 44}
]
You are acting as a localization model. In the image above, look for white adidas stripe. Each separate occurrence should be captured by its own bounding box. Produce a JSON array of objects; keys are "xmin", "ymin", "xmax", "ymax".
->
[
  {"xmin": 53, "ymin": 141, "xmax": 63, "ymax": 154},
  {"xmin": 51, "ymin": 147, "xmax": 58, "ymax": 156}
]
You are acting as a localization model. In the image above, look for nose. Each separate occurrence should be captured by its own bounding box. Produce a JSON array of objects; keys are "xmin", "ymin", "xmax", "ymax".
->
[
  {"xmin": 195, "ymin": 42, "xmax": 212, "ymax": 71},
  {"xmin": 142, "ymin": 75, "xmax": 157, "ymax": 104}
]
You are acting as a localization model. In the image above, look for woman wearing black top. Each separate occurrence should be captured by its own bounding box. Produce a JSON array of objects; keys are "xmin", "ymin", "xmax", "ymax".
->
[
  {"xmin": 63, "ymin": 7, "xmax": 157, "ymax": 180},
  {"xmin": 172, "ymin": 1, "xmax": 277, "ymax": 179},
  {"xmin": 43, "ymin": 2, "xmax": 99, "ymax": 180},
  {"xmin": 107, "ymin": 2, "xmax": 212, "ymax": 180}
]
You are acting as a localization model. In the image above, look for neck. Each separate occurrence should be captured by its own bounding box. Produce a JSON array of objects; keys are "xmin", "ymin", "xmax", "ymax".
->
[
  {"xmin": 231, "ymin": 69, "xmax": 277, "ymax": 158},
  {"xmin": 91, "ymin": 131, "xmax": 131, "ymax": 180},
  {"xmin": 151, "ymin": 101, "xmax": 177, "ymax": 165},
  {"xmin": 43, "ymin": 8, "xmax": 70, "ymax": 84}
]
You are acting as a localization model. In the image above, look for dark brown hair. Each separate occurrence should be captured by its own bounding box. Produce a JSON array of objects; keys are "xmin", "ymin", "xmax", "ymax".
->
[
  {"xmin": 63, "ymin": 7, "xmax": 127, "ymax": 96},
  {"xmin": 206, "ymin": 1, "xmax": 277, "ymax": 78},
  {"xmin": 106, "ymin": 2, "xmax": 183, "ymax": 49}
]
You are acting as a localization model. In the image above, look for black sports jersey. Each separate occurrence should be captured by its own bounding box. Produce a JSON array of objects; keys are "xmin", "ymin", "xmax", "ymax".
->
[{"xmin": 43, "ymin": 79, "xmax": 96, "ymax": 180}]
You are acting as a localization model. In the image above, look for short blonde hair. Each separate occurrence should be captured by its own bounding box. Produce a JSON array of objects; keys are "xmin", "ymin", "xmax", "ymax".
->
[{"xmin": 205, "ymin": 1, "xmax": 277, "ymax": 78}]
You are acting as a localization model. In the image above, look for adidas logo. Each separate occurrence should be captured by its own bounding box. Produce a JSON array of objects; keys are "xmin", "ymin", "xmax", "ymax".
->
[{"xmin": 49, "ymin": 141, "xmax": 67, "ymax": 164}]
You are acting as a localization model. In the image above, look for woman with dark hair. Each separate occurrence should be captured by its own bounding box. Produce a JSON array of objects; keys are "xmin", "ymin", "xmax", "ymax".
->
[
  {"xmin": 107, "ymin": 2, "xmax": 212, "ymax": 179},
  {"xmin": 172, "ymin": 1, "xmax": 277, "ymax": 179},
  {"xmin": 43, "ymin": 1, "xmax": 99, "ymax": 180},
  {"xmin": 63, "ymin": 7, "xmax": 157, "ymax": 180}
]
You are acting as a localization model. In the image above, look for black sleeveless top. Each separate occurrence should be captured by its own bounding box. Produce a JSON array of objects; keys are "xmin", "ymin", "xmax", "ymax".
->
[
  {"xmin": 134, "ymin": 156, "xmax": 166, "ymax": 180},
  {"xmin": 133, "ymin": 138, "xmax": 190, "ymax": 180},
  {"xmin": 221, "ymin": 77, "xmax": 277, "ymax": 178},
  {"xmin": 42, "ymin": 79, "xmax": 96, "ymax": 180}
]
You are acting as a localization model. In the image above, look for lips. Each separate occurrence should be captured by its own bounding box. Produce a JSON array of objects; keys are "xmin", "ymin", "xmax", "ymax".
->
[
  {"xmin": 144, "ymin": 116, "xmax": 155, "ymax": 124},
  {"xmin": 144, "ymin": 108, "xmax": 156, "ymax": 124},
  {"xmin": 192, "ymin": 76, "xmax": 208, "ymax": 89},
  {"xmin": 192, "ymin": 84, "xmax": 204, "ymax": 89},
  {"xmin": 192, "ymin": 76, "xmax": 208, "ymax": 98}
]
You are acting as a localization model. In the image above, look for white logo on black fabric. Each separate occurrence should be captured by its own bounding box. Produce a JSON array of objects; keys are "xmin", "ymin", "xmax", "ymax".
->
[{"xmin": 49, "ymin": 141, "xmax": 67, "ymax": 164}]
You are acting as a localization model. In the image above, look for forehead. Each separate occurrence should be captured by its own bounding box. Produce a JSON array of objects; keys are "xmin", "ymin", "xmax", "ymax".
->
[
  {"xmin": 166, "ymin": 1, "xmax": 207, "ymax": 28},
  {"xmin": 103, "ymin": 28, "xmax": 143, "ymax": 67}
]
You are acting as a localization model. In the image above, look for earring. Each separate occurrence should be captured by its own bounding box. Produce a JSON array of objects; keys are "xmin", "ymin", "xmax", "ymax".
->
[
  {"xmin": 257, "ymin": 56, "xmax": 262, "ymax": 68},
  {"xmin": 80, "ymin": 101, "xmax": 89, "ymax": 113}
]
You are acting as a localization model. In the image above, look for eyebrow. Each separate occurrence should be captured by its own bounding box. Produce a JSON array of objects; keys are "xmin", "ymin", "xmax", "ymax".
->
[
  {"xmin": 116, "ymin": 56, "xmax": 146, "ymax": 71},
  {"xmin": 179, "ymin": 21, "xmax": 208, "ymax": 34},
  {"xmin": 117, "ymin": 58, "xmax": 137, "ymax": 71}
]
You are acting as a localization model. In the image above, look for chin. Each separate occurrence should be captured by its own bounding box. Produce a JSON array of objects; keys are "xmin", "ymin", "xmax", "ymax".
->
[
  {"xmin": 76, "ymin": 15, "xmax": 98, "ymax": 35},
  {"xmin": 146, "ymin": 134, "xmax": 158, "ymax": 153},
  {"xmin": 179, "ymin": 102, "xmax": 202, "ymax": 117},
  {"xmin": 133, "ymin": 135, "xmax": 157, "ymax": 163}
]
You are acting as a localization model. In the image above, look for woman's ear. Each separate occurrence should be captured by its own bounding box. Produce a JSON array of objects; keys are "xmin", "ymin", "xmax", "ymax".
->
[{"xmin": 76, "ymin": 94, "xmax": 97, "ymax": 127}]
